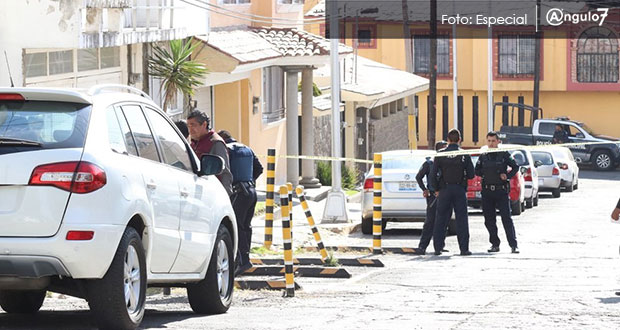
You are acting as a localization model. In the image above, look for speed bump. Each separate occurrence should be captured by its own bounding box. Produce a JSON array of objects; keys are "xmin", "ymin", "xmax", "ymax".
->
[
  {"xmin": 250, "ymin": 257, "xmax": 384, "ymax": 267},
  {"xmin": 234, "ymin": 280, "xmax": 302, "ymax": 291},
  {"xmin": 243, "ymin": 266, "xmax": 351, "ymax": 279},
  {"xmin": 303, "ymin": 246, "xmax": 419, "ymax": 255}
]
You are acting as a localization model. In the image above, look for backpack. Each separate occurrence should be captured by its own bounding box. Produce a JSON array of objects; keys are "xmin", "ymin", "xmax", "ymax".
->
[{"xmin": 226, "ymin": 142, "xmax": 254, "ymax": 183}]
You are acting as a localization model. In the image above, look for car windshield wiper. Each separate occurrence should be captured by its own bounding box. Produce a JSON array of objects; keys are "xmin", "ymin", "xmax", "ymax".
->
[{"xmin": 0, "ymin": 137, "xmax": 42, "ymax": 147}]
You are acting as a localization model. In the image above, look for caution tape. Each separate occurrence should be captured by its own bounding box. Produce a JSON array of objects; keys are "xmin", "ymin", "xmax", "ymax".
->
[{"xmin": 256, "ymin": 140, "xmax": 620, "ymax": 163}]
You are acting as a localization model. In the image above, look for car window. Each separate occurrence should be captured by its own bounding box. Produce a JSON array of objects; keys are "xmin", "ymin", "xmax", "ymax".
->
[
  {"xmin": 565, "ymin": 125, "xmax": 583, "ymax": 137},
  {"xmin": 0, "ymin": 100, "xmax": 90, "ymax": 150},
  {"xmin": 511, "ymin": 150, "xmax": 529, "ymax": 166},
  {"xmin": 539, "ymin": 122, "xmax": 555, "ymax": 135},
  {"xmin": 532, "ymin": 151, "xmax": 554, "ymax": 165},
  {"xmin": 382, "ymin": 155, "xmax": 426, "ymax": 171},
  {"xmin": 106, "ymin": 106, "xmax": 128, "ymax": 154},
  {"xmin": 144, "ymin": 107, "xmax": 192, "ymax": 171},
  {"xmin": 113, "ymin": 107, "xmax": 138, "ymax": 156},
  {"xmin": 121, "ymin": 105, "xmax": 160, "ymax": 162}
]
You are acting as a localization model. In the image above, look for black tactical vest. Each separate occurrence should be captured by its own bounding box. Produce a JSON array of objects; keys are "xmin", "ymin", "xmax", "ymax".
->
[
  {"xmin": 480, "ymin": 153, "xmax": 506, "ymax": 185},
  {"xmin": 442, "ymin": 155, "xmax": 466, "ymax": 184}
]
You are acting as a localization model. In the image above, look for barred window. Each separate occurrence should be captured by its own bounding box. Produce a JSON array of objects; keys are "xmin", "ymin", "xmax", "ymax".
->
[
  {"xmin": 577, "ymin": 27, "xmax": 619, "ymax": 83},
  {"xmin": 498, "ymin": 35, "xmax": 536, "ymax": 75},
  {"xmin": 413, "ymin": 35, "xmax": 450, "ymax": 74}
]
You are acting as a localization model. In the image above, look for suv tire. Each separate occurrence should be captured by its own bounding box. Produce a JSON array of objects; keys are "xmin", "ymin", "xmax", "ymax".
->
[
  {"xmin": 188, "ymin": 224, "xmax": 234, "ymax": 315},
  {"xmin": 87, "ymin": 227, "xmax": 146, "ymax": 330},
  {"xmin": 592, "ymin": 150, "xmax": 613, "ymax": 171},
  {"xmin": 552, "ymin": 188, "xmax": 561, "ymax": 198},
  {"xmin": 511, "ymin": 200, "xmax": 522, "ymax": 216},
  {"xmin": 361, "ymin": 216, "xmax": 372, "ymax": 235},
  {"xmin": 0, "ymin": 290, "xmax": 46, "ymax": 314}
]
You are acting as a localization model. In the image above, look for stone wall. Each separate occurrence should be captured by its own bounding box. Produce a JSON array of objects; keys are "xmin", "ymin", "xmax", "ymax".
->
[
  {"xmin": 369, "ymin": 110, "xmax": 409, "ymax": 154},
  {"xmin": 313, "ymin": 114, "xmax": 332, "ymax": 157}
]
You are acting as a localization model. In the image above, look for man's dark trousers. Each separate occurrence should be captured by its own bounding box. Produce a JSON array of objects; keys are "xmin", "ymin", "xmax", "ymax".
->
[
  {"xmin": 418, "ymin": 194, "xmax": 437, "ymax": 250},
  {"xmin": 231, "ymin": 184, "xmax": 257, "ymax": 266},
  {"xmin": 482, "ymin": 188, "xmax": 517, "ymax": 248},
  {"xmin": 433, "ymin": 184, "xmax": 469, "ymax": 253}
]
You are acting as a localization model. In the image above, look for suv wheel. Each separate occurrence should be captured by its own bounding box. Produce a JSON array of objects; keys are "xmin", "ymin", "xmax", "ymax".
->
[
  {"xmin": 565, "ymin": 179, "xmax": 574, "ymax": 192},
  {"xmin": 552, "ymin": 188, "xmax": 561, "ymax": 198},
  {"xmin": 533, "ymin": 193, "xmax": 539, "ymax": 207},
  {"xmin": 187, "ymin": 224, "xmax": 234, "ymax": 315},
  {"xmin": 525, "ymin": 196, "xmax": 533, "ymax": 209},
  {"xmin": 87, "ymin": 227, "xmax": 146, "ymax": 330},
  {"xmin": 361, "ymin": 216, "xmax": 372, "ymax": 235},
  {"xmin": 593, "ymin": 150, "xmax": 613, "ymax": 171},
  {"xmin": 0, "ymin": 290, "xmax": 46, "ymax": 314}
]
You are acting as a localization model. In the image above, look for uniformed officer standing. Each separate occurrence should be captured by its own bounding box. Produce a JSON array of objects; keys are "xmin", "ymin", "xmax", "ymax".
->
[
  {"xmin": 413, "ymin": 140, "xmax": 448, "ymax": 255},
  {"xmin": 429, "ymin": 129, "xmax": 475, "ymax": 256},
  {"xmin": 475, "ymin": 131, "xmax": 520, "ymax": 254},
  {"xmin": 217, "ymin": 130, "xmax": 264, "ymax": 276}
]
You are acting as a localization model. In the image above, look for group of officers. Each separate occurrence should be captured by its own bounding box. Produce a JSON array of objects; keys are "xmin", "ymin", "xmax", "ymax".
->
[
  {"xmin": 175, "ymin": 110, "xmax": 262, "ymax": 277},
  {"xmin": 414, "ymin": 128, "xmax": 520, "ymax": 256}
]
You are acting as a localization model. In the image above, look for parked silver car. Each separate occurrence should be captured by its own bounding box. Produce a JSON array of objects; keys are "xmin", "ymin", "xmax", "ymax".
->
[
  {"xmin": 361, "ymin": 150, "xmax": 456, "ymax": 235},
  {"xmin": 531, "ymin": 150, "xmax": 562, "ymax": 198}
]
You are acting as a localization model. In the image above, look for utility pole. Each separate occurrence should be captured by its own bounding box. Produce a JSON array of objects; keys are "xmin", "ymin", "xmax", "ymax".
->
[
  {"xmin": 429, "ymin": 0, "xmax": 437, "ymax": 148},
  {"xmin": 402, "ymin": 0, "xmax": 417, "ymax": 149},
  {"xmin": 533, "ymin": 0, "xmax": 541, "ymax": 119},
  {"xmin": 323, "ymin": 0, "xmax": 348, "ymax": 223}
]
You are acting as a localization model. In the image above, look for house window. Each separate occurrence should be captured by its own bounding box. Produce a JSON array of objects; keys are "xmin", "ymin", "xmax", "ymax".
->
[
  {"xmin": 413, "ymin": 35, "xmax": 450, "ymax": 74},
  {"xmin": 101, "ymin": 47, "xmax": 121, "ymax": 68},
  {"xmin": 78, "ymin": 49, "xmax": 99, "ymax": 72},
  {"xmin": 262, "ymin": 66, "xmax": 285, "ymax": 124},
  {"xmin": 24, "ymin": 53, "xmax": 47, "ymax": 78},
  {"xmin": 577, "ymin": 27, "xmax": 619, "ymax": 83},
  {"xmin": 498, "ymin": 35, "xmax": 536, "ymax": 75},
  {"xmin": 355, "ymin": 25, "xmax": 377, "ymax": 49},
  {"xmin": 49, "ymin": 50, "xmax": 73, "ymax": 75},
  {"xmin": 219, "ymin": 0, "xmax": 250, "ymax": 3}
]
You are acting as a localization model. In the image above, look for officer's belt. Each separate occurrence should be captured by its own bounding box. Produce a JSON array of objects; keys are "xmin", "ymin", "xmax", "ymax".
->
[
  {"xmin": 482, "ymin": 184, "xmax": 508, "ymax": 191},
  {"xmin": 232, "ymin": 181, "xmax": 255, "ymax": 195}
]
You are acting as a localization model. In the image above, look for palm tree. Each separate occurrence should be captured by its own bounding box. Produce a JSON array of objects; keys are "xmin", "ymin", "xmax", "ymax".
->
[{"xmin": 148, "ymin": 38, "xmax": 207, "ymax": 115}]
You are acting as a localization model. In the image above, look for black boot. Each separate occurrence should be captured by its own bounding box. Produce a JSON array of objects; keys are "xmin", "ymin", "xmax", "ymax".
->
[{"xmin": 488, "ymin": 246, "xmax": 500, "ymax": 253}]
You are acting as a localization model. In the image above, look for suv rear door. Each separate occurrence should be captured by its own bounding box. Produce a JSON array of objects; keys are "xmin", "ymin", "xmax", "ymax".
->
[
  {"xmin": 0, "ymin": 99, "xmax": 90, "ymax": 237},
  {"xmin": 118, "ymin": 104, "xmax": 181, "ymax": 273}
]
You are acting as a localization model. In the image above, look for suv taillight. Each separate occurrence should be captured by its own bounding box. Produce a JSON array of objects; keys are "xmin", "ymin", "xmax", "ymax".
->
[
  {"xmin": 363, "ymin": 177, "xmax": 374, "ymax": 191},
  {"xmin": 552, "ymin": 167, "xmax": 560, "ymax": 176},
  {"xmin": 524, "ymin": 168, "xmax": 532, "ymax": 181},
  {"xmin": 29, "ymin": 161, "xmax": 106, "ymax": 193},
  {"xmin": 557, "ymin": 162, "xmax": 568, "ymax": 170}
]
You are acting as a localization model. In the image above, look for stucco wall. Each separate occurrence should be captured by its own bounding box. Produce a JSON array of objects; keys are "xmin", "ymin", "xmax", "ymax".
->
[{"xmin": 369, "ymin": 110, "xmax": 409, "ymax": 154}]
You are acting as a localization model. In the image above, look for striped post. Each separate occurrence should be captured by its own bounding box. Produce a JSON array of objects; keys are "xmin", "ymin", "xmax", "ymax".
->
[
  {"xmin": 286, "ymin": 182, "xmax": 293, "ymax": 239},
  {"xmin": 295, "ymin": 186, "xmax": 329, "ymax": 261},
  {"xmin": 280, "ymin": 186, "xmax": 295, "ymax": 297},
  {"xmin": 373, "ymin": 153, "xmax": 383, "ymax": 254},
  {"xmin": 264, "ymin": 149, "xmax": 276, "ymax": 248}
]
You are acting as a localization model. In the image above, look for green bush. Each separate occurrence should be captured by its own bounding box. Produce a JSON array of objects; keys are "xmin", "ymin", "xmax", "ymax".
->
[
  {"xmin": 315, "ymin": 161, "xmax": 358, "ymax": 190},
  {"xmin": 316, "ymin": 161, "xmax": 331, "ymax": 186}
]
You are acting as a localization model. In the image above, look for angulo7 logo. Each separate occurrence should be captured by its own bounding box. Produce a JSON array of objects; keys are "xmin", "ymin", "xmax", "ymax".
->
[{"xmin": 546, "ymin": 8, "xmax": 609, "ymax": 27}]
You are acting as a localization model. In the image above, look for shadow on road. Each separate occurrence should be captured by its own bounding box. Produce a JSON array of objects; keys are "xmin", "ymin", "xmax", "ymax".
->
[
  {"xmin": 597, "ymin": 297, "xmax": 620, "ymax": 304},
  {"xmin": 579, "ymin": 169, "xmax": 620, "ymax": 181}
]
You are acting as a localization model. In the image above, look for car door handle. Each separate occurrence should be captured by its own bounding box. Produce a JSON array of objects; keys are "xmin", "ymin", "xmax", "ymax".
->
[{"xmin": 146, "ymin": 182, "xmax": 157, "ymax": 190}]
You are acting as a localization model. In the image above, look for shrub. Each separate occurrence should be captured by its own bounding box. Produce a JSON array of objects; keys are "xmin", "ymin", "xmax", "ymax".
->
[{"xmin": 315, "ymin": 161, "xmax": 358, "ymax": 190}]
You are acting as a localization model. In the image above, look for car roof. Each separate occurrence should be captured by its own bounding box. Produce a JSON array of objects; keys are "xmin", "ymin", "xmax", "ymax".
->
[{"xmin": 381, "ymin": 149, "xmax": 436, "ymax": 157}]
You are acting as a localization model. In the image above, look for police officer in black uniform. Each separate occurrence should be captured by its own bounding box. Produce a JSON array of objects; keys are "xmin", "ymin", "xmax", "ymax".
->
[
  {"xmin": 429, "ymin": 129, "xmax": 475, "ymax": 256},
  {"xmin": 475, "ymin": 131, "xmax": 520, "ymax": 254},
  {"xmin": 218, "ymin": 130, "xmax": 264, "ymax": 276},
  {"xmin": 552, "ymin": 124, "xmax": 569, "ymax": 144},
  {"xmin": 413, "ymin": 140, "xmax": 448, "ymax": 255}
]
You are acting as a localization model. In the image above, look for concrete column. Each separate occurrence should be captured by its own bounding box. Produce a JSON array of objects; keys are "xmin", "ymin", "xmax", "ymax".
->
[
  {"xmin": 286, "ymin": 70, "xmax": 299, "ymax": 186},
  {"xmin": 299, "ymin": 68, "xmax": 322, "ymax": 189}
]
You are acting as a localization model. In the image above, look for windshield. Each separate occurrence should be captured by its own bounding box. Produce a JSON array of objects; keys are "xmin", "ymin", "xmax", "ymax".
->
[
  {"xmin": 532, "ymin": 151, "xmax": 554, "ymax": 166},
  {"xmin": 0, "ymin": 101, "xmax": 90, "ymax": 152},
  {"xmin": 578, "ymin": 123, "xmax": 595, "ymax": 135},
  {"xmin": 510, "ymin": 150, "xmax": 529, "ymax": 166},
  {"xmin": 383, "ymin": 155, "xmax": 427, "ymax": 171}
]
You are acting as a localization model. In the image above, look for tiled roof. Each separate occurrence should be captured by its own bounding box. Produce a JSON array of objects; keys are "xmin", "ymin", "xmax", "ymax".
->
[{"xmin": 200, "ymin": 27, "xmax": 351, "ymax": 65}]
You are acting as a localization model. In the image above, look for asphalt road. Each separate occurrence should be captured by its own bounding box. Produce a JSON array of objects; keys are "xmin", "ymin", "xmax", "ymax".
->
[{"xmin": 2, "ymin": 169, "xmax": 620, "ymax": 329}]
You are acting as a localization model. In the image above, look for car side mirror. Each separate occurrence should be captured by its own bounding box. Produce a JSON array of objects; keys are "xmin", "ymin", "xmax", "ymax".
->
[
  {"xmin": 199, "ymin": 154, "xmax": 224, "ymax": 176},
  {"xmin": 575, "ymin": 133, "xmax": 585, "ymax": 139},
  {"xmin": 534, "ymin": 160, "xmax": 543, "ymax": 168}
]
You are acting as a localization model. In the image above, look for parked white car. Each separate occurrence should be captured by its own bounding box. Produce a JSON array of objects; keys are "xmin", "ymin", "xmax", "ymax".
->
[
  {"xmin": 501, "ymin": 144, "xmax": 540, "ymax": 208},
  {"xmin": 531, "ymin": 150, "xmax": 562, "ymax": 198},
  {"xmin": 0, "ymin": 86, "xmax": 237, "ymax": 330},
  {"xmin": 550, "ymin": 146, "xmax": 579, "ymax": 192},
  {"xmin": 361, "ymin": 150, "xmax": 456, "ymax": 235}
]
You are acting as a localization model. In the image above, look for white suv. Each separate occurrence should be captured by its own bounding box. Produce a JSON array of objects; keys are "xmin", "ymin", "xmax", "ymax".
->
[{"xmin": 0, "ymin": 86, "xmax": 237, "ymax": 330}]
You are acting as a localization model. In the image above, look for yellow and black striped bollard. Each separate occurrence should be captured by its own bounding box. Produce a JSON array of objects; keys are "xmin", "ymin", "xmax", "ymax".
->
[
  {"xmin": 295, "ymin": 186, "xmax": 329, "ymax": 261},
  {"xmin": 264, "ymin": 149, "xmax": 276, "ymax": 248},
  {"xmin": 286, "ymin": 182, "xmax": 293, "ymax": 239},
  {"xmin": 373, "ymin": 153, "xmax": 383, "ymax": 254},
  {"xmin": 280, "ymin": 186, "xmax": 295, "ymax": 297}
]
